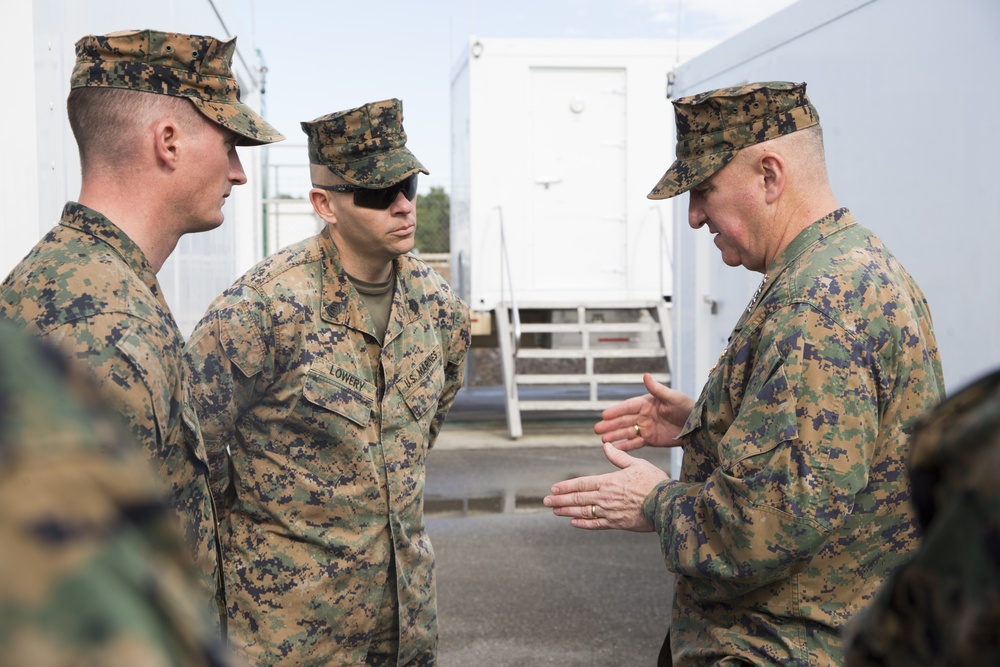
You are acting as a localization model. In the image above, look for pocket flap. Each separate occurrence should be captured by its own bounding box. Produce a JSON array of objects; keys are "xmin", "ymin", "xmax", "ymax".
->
[
  {"xmin": 397, "ymin": 351, "xmax": 443, "ymax": 420},
  {"xmin": 219, "ymin": 300, "xmax": 266, "ymax": 378},
  {"xmin": 302, "ymin": 369, "xmax": 375, "ymax": 427}
]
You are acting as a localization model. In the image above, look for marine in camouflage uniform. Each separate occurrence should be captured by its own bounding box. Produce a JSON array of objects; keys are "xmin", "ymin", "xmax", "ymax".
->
[
  {"xmin": 844, "ymin": 368, "xmax": 1000, "ymax": 666},
  {"xmin": 0, "ymin": 321, "xmax": 237, "ymax": 666},
  {"xmin": 185, "ymin": 99, "xmax": 471, "ymax": 666},
  {"xmin": 649, "ymin": 203, "xmax": 943, "ymax": 665},
  {"xmin": 544, "ymin": 82, "xmax": 944, "ymax": 666},
  {"xmin": 0, "ymin": 29, "xmax": 283, "ymax": 632}
]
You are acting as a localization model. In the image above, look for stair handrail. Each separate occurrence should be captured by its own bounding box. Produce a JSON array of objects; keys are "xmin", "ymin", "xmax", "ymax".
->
[
  {"xmin": 649, "ymin": 204, "xmax": 674, "ymax": 302},
  {"xmin": 496, "ymin": 205, "xmax": 522, "ymax": 353}
]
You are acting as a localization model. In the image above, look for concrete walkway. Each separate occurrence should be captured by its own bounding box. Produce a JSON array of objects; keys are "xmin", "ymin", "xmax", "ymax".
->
[
  {"xmin": 435, "ymin": 417, "xmax": 605, "ymax": 450},
  {"xmin": 427, "ymin": 385, "xmax": 674, "ymax": 666},
  {"xmin": 426, "ymin": 444, "xmax": 673, "ymax": 667}
]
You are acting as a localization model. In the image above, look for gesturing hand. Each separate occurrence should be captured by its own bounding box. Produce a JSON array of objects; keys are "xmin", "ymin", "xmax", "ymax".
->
[
  {"xmin": 594, "ymin": 373, "xmax": 695, "ymax": 451},
  {"xmin": 543, "ymin": 442, "xmax": 669, "ymax": 532}
]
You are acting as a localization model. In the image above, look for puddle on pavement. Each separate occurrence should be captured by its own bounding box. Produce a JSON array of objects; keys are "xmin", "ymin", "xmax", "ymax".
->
[{"xmin": 426, "ymin": 490, "xmax": 550, "ymax": 518}]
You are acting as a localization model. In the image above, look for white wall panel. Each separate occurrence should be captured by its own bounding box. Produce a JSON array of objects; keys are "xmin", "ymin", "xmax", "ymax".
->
[{"xmin": 671, "ymin": 0, "xmax": 1000, "ymax": 397}]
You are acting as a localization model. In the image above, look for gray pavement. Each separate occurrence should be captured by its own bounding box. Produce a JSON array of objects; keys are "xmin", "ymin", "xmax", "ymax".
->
[
  {"xmin": 434, "ymin": 383, "xmax": 648, "ymax": 450},
  {"xmin": 426, "ymin": 386, "xmax": 674, "ymax": 666}
]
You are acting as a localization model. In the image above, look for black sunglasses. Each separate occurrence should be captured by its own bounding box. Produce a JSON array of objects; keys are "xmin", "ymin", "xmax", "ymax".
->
[{"xmin": 313, "ymin": 174, "xmax": 418, "ymax": 210}]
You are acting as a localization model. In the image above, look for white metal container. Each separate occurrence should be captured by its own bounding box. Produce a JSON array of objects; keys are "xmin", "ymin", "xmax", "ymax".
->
[
  {"xmin": 669, "ymin": 0, "xmax": 1000, "ymax": 401},
  {"xmin": 450, "ymin": 37, "xmax": 681, "ymax": 314}
]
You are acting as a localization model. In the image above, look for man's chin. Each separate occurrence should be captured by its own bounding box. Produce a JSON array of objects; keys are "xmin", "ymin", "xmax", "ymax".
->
[
  {"xmin": 719, "ymin": 251, "xmax": 743, "ymax": 268},
  {"xmin": 397, "ymin": 238, "xmax": 416, "ymax": 255},
  {"xmin": 191, "ymin": 217, "xmax": 226, "ymax": 235}
]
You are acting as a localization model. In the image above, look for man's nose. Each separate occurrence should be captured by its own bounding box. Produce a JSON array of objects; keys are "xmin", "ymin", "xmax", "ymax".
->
[
  {"xmin": 688, "ymin": 200, "xmax": 706, "ymax": 229},
  {"xmin": 390, "ymin": 190, "xmax": 415, "ymax": 213},
  {"xmin": 230, "ymin": 150, "xmax": 248, "ymax": 185}
]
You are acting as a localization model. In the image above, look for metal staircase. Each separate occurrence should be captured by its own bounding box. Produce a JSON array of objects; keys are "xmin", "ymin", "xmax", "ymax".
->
[{"xmin": 495, "ymin": 300, "xmax": 671, "ymax": 439}]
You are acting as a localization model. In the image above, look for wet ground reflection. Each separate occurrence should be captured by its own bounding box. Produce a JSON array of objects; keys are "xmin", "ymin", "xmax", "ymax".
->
[{"xmin": 426, "ymin": 490, "xmax": 551, "ymax": 517}]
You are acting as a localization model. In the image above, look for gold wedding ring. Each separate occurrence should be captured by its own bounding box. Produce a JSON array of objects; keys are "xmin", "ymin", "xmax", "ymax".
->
[
  {"xmin": 634, "ymin": 423, "xmax": 642, "ymax": 438},
  {"xmin": 590, "ymin": 504, "xmax": 597, "ymax": 519}
]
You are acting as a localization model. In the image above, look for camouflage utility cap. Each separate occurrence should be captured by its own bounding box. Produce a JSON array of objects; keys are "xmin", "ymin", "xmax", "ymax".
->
[
  {"xmin": 648, "ymin": 81, "xmax": 818, "ymax": 199},
  {"xmin": 302, "ymin": 98, "xmax": 428, "ymax": 187},
  {"xmin": 71, "ymin": 29, "xmax": 284, "ymax": 146}
]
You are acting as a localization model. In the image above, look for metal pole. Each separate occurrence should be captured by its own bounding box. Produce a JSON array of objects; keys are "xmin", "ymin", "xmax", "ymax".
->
[{"xmin": 257, "ymin": 47, "xmax": 270, "ymax": 258}]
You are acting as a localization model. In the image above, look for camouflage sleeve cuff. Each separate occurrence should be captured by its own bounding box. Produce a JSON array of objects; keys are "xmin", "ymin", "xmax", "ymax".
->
[{"xmin": 642, "ymin": 478, "xmax": 688, "ymax": 533}]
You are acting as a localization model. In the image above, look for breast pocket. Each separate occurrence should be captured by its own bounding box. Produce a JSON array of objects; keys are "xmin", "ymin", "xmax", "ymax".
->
[
  {"xmin": 676, "ymin": 338, "xmax": 800, "ymax": 484},
  {"xmin": 396, "ymin": 349, "xmax": 445, "ymax": 423},
  {"xmin": 718, "ymin": 344, "xmax": 799, "ymax": 474},
  {"xmin": 301, "ymin": 368, "xmax": 376, "ymax": 427}
]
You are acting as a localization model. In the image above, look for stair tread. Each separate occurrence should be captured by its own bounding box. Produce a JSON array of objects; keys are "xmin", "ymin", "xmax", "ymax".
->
[
  {"xmin": 500, "ymin": 300, "xmax": 664, "ymax": 309},
  {"xmin": 518, "ymin": 322, "xmax": 663, "ymax": 332},
  {"xmin": 516, "ymin": 348, "xmax": 666, "ymax": 359},
  {"xmin": 517, "ymin": 400, "xmax": 623, "ymax": 410},
  {"xmin": 515, "ymin": 373, "xmax": 668, "ymax": 384}
]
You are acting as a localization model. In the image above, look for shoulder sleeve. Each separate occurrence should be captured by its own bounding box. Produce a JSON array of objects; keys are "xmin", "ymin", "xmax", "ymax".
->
[
  {"xmin": 184, "ymin": 285, "xmax": 274, "ymax": 497},
  {"xmin": 46, "ymin": 316, "xmax": 175, "ymax": 464},
  {"xmin": 644, "ymin": 304, "xmax": 880, "ymax": 591},
  {"xmin": 428, "ymin": 287, "xmax": 471, "ymax": 446}
]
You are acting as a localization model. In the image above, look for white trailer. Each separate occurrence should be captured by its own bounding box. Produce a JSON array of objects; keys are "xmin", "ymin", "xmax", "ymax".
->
[
  {"xmin": 451, "ymin": 37, "xmax": 702, "ymax": 437},
  {"xmin": 4, "ymin": 0, "xmax": 271, "ymax": 335},
  {"xmin": 668, "ymin": 0, "xmax": 1000, "ymax": 470}
]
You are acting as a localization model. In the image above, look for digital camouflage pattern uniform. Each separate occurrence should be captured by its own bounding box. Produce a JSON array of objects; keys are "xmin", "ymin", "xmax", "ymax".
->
[
  {"xmin": 184, "ymin": 99, "xmax": 471, "ymax": 666},
  {"xmin": 644, "ymin": 83, "xmax": 945, "ymax": 666},
  {"xmin": 0, "ymin": 203, "xmax": 224, "ymax": 628},
  {"xmin": 845, "ymin": 368, "xmax": 1000, "ymax": 666},
  {"xmin": 0, "ymin": 321, "xmax": 236, "ymax": 666},
  {"xmin": 0, "ymin": 29, "xmax": 282, "ymax": 633},
  {"xmin": 644, "ymin": 208, "xmax": 944, "ymax": 665}
]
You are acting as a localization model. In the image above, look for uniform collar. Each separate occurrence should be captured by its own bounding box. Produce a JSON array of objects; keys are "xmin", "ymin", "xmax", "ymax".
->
[
  {"xmin": 742, "ymin": 208, "xmax": 855, "ymax": 317},
  {"xmin": 318, "ymin": 228, "xmax": 420, "ymax": 341},
  {"xmin": 59, "ymin": 202, "xmax": 170, "ymax": 312},
  {"xmin": 766, "ymin": 207, "xmax": 855, "ymax": 277}
]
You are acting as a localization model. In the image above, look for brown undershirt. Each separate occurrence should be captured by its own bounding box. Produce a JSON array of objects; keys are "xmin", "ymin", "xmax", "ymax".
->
[{"xmin": 348, "ymin": 266, "xmax": 395, "ymax": 345}]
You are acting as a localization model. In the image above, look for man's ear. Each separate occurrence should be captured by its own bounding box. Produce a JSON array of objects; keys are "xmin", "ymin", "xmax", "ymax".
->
[
  {"xmin": 152, "ymin": 119, "xmax": 180, "ymax": 170},
  {"xmin": 760, "ymin": 152, "xmax": 786, "ymax": 204},
  {"xmin": 310, "ymin": 189, "xmax": 338, "ymax": 224}
]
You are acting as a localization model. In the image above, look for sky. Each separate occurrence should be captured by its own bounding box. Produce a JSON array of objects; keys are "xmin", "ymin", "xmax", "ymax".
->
[{"xmin": 248, "ymin": 0, "xmax": 798, "ymax": 195}]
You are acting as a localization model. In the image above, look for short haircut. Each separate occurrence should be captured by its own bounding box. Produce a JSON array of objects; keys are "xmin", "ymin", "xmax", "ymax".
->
[
  {"xmin": 745, "ymin": 124, "xmax": 828, "ymax": 183},
  {"xmin": 67, "ymin": 87, "xmax": 200, "ymax": 172},
  {"xmin": 796, "ymin": 124, "xmax": 827, "ymax": 164},
  {"xmin": 782, "ymin": 124, "xmax": 828, "ymax": 181}
]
